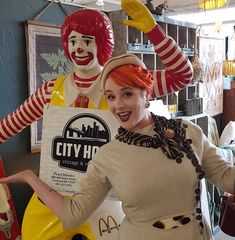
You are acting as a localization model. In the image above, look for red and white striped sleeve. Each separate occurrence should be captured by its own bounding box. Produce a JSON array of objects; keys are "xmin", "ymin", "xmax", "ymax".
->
[
  {"xmin": 0, "ymin": 80, "xmax": 54, "ymax": 144},
  {"xmin": 146, "ymin": 25, "xmax": 193, "ymax": 98}
]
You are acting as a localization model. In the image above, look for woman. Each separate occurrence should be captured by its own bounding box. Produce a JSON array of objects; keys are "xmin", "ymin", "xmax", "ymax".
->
[{"xmin": 1, "ymin": 53, "xmax": 235, "ymax": 240}]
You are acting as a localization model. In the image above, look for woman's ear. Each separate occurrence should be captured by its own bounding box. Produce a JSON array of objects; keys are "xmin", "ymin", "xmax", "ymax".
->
[{"xmin": 145, "ymin": 91, "xmax": 151, "ymax": 109}]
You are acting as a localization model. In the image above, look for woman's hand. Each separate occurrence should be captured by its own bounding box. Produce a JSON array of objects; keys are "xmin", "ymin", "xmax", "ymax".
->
[
  {"xmin": 0, "ymin": 169, "xmax": 64, "ymax": 219},
  {"xmin": 121, "ymin": 0, "xmax": 156, "ymax": 33},
  {"xmin": 0, "ymin": 170, "xmax": 35, "ymax": 184}
]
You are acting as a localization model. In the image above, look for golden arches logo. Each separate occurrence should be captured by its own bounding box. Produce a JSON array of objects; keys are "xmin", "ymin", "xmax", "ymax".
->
[{"xmin": 98, "ymin": 215, "xmax": 120, "ymax": 236}]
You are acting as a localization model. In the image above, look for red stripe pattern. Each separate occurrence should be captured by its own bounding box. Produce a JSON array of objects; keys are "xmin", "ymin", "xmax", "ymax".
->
[
  {"xmin": 146, "ymin": 25, "xmax": 193, "ymax": 98},
  {"xmin": 0, "ymin": 81, "xmax": 54, "ymax": 143}
]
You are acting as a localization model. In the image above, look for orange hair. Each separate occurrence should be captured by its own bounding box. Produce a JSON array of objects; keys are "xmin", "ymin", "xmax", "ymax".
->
[{"xmin": 108, "ymin": 64, "xmax": 154, "ymax": 93}]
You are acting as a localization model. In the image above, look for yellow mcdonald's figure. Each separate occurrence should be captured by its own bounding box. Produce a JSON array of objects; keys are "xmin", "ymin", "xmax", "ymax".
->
[{"xmin": 22, "ymin": 9, "xmax": 116, "ymax": 240}]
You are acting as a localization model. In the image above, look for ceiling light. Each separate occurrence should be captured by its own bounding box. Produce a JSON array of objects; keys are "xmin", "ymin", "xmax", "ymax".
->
[
  {"xmin": 199, "ymin": 0, "xmax": 227, "ymax": 10},
  {"xmin": 214, "ymin": 20, "xmax": 223, "ymax": 32},
  {"xmin": 96, "ymin": 0, "xmax": 104, "ymax": 6},
  {"xmin": 168, "ymin": 7, "xmax": 235, "ymax": 25}
]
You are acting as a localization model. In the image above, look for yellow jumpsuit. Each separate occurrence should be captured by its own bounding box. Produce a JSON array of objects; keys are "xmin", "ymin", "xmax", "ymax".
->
[{"xmin": 22, "ymin": 76, "xmax": 108, "ymax": 240}]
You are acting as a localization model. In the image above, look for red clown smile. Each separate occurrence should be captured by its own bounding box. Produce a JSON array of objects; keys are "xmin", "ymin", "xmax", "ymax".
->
[{"xmin": 71, "ymin": 52, "xmax": 94, "ymax": 66}]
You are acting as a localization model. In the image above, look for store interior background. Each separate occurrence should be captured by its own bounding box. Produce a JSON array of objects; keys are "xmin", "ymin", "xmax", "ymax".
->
[{"xmin": 0, "ymin": 0, "xmax": 235, "ymax": 238}]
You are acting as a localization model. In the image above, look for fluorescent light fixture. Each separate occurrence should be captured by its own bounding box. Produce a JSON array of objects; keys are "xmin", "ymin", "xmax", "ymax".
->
[
  {"xmin": 96, "ymin": 0, "xmax": 104, "ymax": 5},
  {"xmin": 168, "ymin": 7, "xmax": 235, "ymax": 25}
]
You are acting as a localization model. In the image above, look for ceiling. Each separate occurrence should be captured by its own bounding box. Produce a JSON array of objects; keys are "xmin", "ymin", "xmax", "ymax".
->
[
  {"xmin": 56, "ymin": 0, "xmax": 235, "ymax": 12},
  {"xmin": 156, "ymin": 0, "xmax": 235, "ymax": 15},
  {"xmin": 52, "ymin": 0, "xmax": 235, "ymax": 22}
]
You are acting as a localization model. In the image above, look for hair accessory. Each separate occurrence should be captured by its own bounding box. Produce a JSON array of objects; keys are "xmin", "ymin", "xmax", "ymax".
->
[
  {"xmin": 145, "ymin": 100, "xmax": 150, "ymax": 109},
  {"xmin": 98, "ymin": 53, "xmax": 146, "ymax": 91}
]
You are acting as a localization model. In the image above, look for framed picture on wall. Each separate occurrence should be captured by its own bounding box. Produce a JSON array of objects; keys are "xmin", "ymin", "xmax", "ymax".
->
[
  {"xmin": 199, "ymin": 36, "xmax": 225, "ymax": 117},
  {"xmin": 25, "ymin": 20, "xmax": 71, "ymax": 153}
]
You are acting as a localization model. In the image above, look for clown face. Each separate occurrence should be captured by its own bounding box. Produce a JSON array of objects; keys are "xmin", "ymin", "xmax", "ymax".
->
[{"xmin": 68, "ymin": 31, "xmax": 101, "ymax": 72}]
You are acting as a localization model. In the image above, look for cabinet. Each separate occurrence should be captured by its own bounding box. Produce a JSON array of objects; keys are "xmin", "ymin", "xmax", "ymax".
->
[
  {"xmin": 223, "ymin": 87, "xmax": 235, "ymax": 129},
  {"xmin": 222, "ymin": 76, "xmax": 235, "ymax": 129},
  {"xmin": 126, "ymin": 15, "xmax": 199, "ymax": 117}
]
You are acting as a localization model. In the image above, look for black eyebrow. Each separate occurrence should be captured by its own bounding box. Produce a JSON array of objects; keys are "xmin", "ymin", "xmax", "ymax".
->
[
  {"xmin": 121, "ymin": 87, "xmax": 133, "ymax": 90},
  {"xmin": 104, "ymin": 90, "xmax": 112, "ymax": 95},
  {"xmin": 68, "ymin": 36, "xmax": 76, "ymax": 40},
  {"xmin": 82, "ymin": 36, "xmax": 94, "ymax": 40},
  {"xmin": 68, "ymin": 35, "xmax": 94, "ymax": 41},
  {"xmin": 104, "ymin": 87, "xmax": 133, "ymax": 94}
]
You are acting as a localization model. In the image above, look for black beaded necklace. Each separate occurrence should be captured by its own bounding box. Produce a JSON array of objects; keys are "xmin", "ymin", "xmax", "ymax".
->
[{"xmin": 115, "ymin": 113, "xmax": 205, "ymax": 230}]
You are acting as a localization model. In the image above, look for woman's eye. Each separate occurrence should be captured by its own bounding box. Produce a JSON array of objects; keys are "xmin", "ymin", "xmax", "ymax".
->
[
  {"xmin": 123, "ymin": 92, "xmax": 133, "ymax": 97},
  {"xmin": 106, "ymin": 95, "xmax": 115, "ymax": 101}
]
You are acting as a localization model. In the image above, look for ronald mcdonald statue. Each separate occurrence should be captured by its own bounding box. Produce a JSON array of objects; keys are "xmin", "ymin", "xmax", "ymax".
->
[{"xmin": 0, "ymin": 0, "xmax": 193, "ymax": 239}]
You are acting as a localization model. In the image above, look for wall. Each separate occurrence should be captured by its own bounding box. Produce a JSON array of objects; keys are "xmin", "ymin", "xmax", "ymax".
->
[{"xmin": 0, "ymin": 0, "xmax": 78, "ymax": 225}]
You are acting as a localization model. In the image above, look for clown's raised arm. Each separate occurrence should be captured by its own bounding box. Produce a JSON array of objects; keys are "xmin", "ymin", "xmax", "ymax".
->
[
  {"xmin": 121, "ymin": 0, "xmax": 193, "ymax": 98},
  {"xmin": 0, "ymin": 9, "xmax": 114, "ymax": 144}
]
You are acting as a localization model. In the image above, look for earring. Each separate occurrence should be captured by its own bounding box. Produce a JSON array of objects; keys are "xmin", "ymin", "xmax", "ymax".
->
[{"xmin": 145, "ymin": 100, "xmax": 150, "ymax": 109}]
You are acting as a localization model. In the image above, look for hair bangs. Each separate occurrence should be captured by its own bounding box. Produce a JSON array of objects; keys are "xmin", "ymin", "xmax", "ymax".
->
[{"xmin": 108, "ymin": 64, "xmax": 153, "ymax": 92}]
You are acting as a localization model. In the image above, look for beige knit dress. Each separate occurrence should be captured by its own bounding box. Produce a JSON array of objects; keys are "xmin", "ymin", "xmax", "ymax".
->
[{"xmin": 63, "ymin": 118, "xmax": 235, "ymax": 240}]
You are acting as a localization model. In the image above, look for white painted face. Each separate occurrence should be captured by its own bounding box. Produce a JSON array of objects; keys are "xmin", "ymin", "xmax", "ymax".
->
[
  {"xmin": 104, "ymin": 77, "xmax": 152, "ymax": 132},
  {"xmin": 68, "ymin": 30, "xmax": 100, "ymax": 71}
]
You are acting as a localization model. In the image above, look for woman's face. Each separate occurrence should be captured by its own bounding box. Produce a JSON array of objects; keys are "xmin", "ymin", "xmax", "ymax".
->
[{"xmin": 104, "ymin": 77, "xmax": 152, "ymax": 132}]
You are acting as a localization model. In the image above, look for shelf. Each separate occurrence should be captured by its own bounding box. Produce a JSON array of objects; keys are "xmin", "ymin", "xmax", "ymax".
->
[
  {"xmin": 179, "ymin": 112, "xmax": 208, "ymax": 121},
  {"xmin": 127, "ymin": 45, "xmax": 195, "ymax": 56},
  {"xmin": 127, "ymin": 50, "xmax": 156, "ymax": 55},
  {"xmin": 152, "ymin": 14, "xmax": 198, "ymax": 29},
  {"xmin": 127, "ymin": 43, "xmax": 155, "ymax": 53}
]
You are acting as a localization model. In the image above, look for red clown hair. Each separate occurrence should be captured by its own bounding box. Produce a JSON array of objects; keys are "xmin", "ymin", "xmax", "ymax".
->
[
  {"xmin": 108, "ymin": 65, "xmax": 154, "ymax": 93},
  {"xmin": 61, "ymin": 9, "xmax": 114, "ymax": 66}
]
